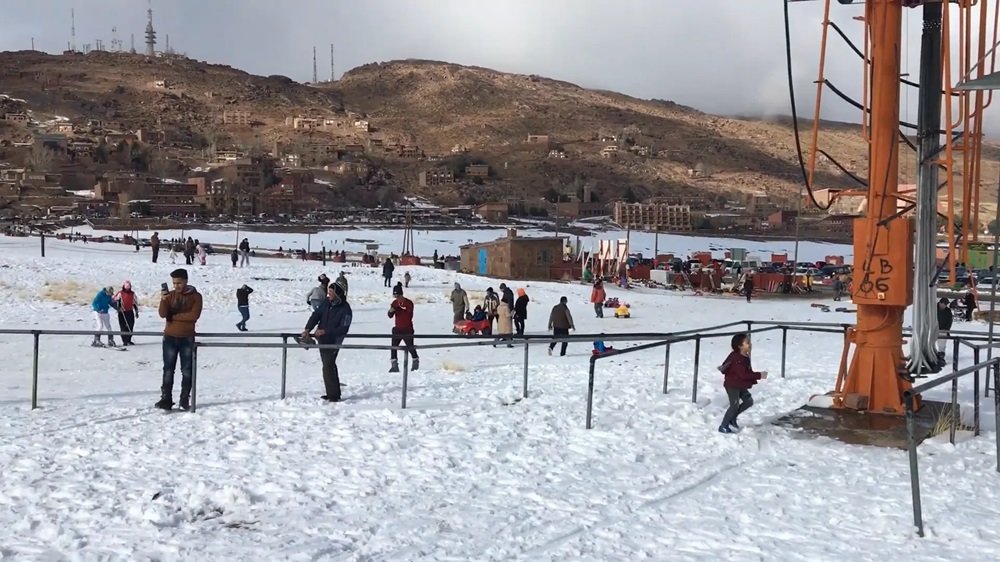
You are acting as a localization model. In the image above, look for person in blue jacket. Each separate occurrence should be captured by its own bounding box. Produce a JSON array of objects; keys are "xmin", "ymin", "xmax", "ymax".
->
[{"xmin": 91, "ymin": 286, "xmax": 117, "ymax": 347}]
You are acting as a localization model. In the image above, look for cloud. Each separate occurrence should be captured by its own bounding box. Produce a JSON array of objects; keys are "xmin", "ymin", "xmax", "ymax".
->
[{"xmin": 1, "ymin": 0, "xmax": 998, "ymax": 132}]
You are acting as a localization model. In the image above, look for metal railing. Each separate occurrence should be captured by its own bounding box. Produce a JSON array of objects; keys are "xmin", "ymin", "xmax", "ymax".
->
[{"xmin": 903, "ymin": 358, "xmax": 1000, "ymax": 537}]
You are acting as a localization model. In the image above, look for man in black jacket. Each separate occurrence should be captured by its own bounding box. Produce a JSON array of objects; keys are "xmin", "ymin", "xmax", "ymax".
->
[
  {"xmin": 382, "ymin": 258, "xmax": 395, "ymax": 288},
  {"xmin": 937, "ymin": 297, "xmax": 953, "ymax": 367},
  {"xmin": 236, "ymin": 284, "xmax": 253, "ymax": 331},
  {"xmin": 301, "ymin": 280, "xmax": 353, "ymax": 402},
  {"xmin": 499, "ymin": 283, "xmax": 515, "ymax": 309}
]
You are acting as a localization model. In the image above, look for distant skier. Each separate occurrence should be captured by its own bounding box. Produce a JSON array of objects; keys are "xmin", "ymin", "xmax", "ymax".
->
[
  {"xmin": 239, "ymin": 238, "xmax": 251, "ymax": 267},
  {"xmin": 514, "ymin": 288, "xmax": 530, "ymax": 336},
  {"xmin": 91, "ymin": 286, "xmax": 117, "ymax": 347},
  {"xmin": 387, "ymin": 285, "xmax": 419, "ymax": 373},
  {"xmin": 113, "ymin": 281, "xmax": 139, "ymax": 346},
  {"xmin": 382, "ymin": 257, "xmax": 395, "ymax": 287},
  {"xmin": 157, "ymin": 268, "xmax": 203, "ymax": 410},
  {"xmin": 718, "ymin": 333, "xmax": 767, "ymax": 434},
  {"xmin": 236, "ymin": 284, "xmax": 253, "ymax": 332},
  {"xmin": 301, "ymin": 279, "xmax": 352, "ymax": 402},
  {"xmin": 590, "ymin": 280, "xmax": 606, "ymax": 318},
  {"xmin": 547, "ymin": 296, "xmax": 575, "ymax": 357},
  {"xmin": 150, "ymin": 232, "xmax": 160, "ymax": 263},
  {"xmin": 450, "ymin": 282, "xmax": 470, "ymax": 323}
]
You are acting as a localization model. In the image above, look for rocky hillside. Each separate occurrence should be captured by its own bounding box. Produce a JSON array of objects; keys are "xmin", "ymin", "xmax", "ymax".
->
[{"xmin": 0, "ymin": 51, "xmax": 994, "ymax": 214}]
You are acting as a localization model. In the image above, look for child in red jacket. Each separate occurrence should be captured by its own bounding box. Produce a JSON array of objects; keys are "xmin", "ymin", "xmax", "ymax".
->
[{"xmin": 718, "ymin": 333, "xmax": 767, "ymax": 433}]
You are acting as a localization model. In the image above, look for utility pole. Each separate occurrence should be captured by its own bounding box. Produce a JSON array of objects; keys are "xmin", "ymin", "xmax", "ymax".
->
[
  {"xmin": 312, "ymin": 46, "xmax": 318, "ymax": 84},
  {"xmin": 330, "ymin": 43, "xmax": 335, "ymax": 82},
  {"xmin": 71, "ymin": 8, "xmax": 76, "ymax": 52}
]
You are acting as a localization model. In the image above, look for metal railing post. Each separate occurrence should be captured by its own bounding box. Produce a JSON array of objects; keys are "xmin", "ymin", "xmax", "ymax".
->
[
  {"xmin": 994, "ymin": 362, "xmax": 1000, "ymax": 473},
  {"xmin": 950, "ymin": 378, "xmax": 958, "ymax": 445},
  {"xmin": 401, "ymin": 350, "xmax": 409, "ymax": 409},
  {"xmin": 975, "ymin": 348, "xmax": 981, "ymax": 437},
  {"xmin": 745, "ymin": 321, "xmax": 752, "ymax": 335},
  {"xmin": 31, "ymin": 331, "xmax": 40, "ymax": 410},
  {"xmin": 780, "ymin": 327, "xmax": 788, "ymax": 379},
  {"xmin": 953, "ymin": 338, "xmax": 961, "ymax": 385},
  {"xmin": 280, "ymin": 335, "xmax": 288, "ymax": 399},
  {"xmin": 586, "ymin": 358, "xmax": 596, "ymax": 429},
  {"xmin": 691, "ymin": 336, "xmax": 702, "ymax": 403},
  {"xmin": 190, "ymin": 343, "xmax": 198, "ymax": 413},
  {"xmin": 662, "ymin": 342, "xmax": 671, "ymax": 394},
  {"xmin": 523, "ymin": 341, "xmax": 529, "ymax": 399},
  {"xmin": 905, "ymin": 392, "xmax": 924, "ymax": 537}
]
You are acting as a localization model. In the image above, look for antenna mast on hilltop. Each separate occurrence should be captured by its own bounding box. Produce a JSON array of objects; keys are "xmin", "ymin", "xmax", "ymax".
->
[
  {"xmin": 313, "ymin": 46, "xmax": 318, "ymax": 83},
  {"xmin": 71, "ymin": 8, "xmax": 76, "ymax": 52},
  {"xmin": 145, "ymin": 1, "xmax": 157, "ymax": 57},
  {"xmin": 130, "ymin": 33, "xmax": 136, "ymax": 54},
  {"xmin": 330, "ymin": 43, "xmax": 335, "ymax": 82}
]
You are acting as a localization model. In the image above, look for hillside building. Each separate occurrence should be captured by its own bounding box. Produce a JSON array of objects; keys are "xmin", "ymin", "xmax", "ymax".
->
[
  {"xmin": 222, "ymin": 111, "xmax": 252, "ymax": 126},
  {"xmin": 465, "ymin": 164, "xmax": 490, "ymax": 179},
  {"xmin": 613, "ymin": 202, "xmax": 693, "ymax": 231},
  {"xmin": 419, "ymin": 170, "xmax": 455, "ymax": 187}
]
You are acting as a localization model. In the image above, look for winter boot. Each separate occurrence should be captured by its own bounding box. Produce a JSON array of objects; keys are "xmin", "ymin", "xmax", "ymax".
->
[
  {"xmin": 107, "ymin": 337, "xmax": 117, "ymax": 347},
  {"xmin": 412, "ymin": 357, "xmax": 419, "ymax": 371},
  {"xmin": 936, "ymin": 351, "xmax": 947, "ymax": 367},
  {"xmin": 179, "ymin": 385, "xmax": 191, "ymax": 410},
  {"xmin": 389, "ymin": 359, "xmax": 400, "ymax": 373},
  {"xmin": 91, "ymin": 337, "xmax": 103, "ymax": 347},
  {"xmin": 154, "ymin": 395, "xmax": 174, "ymax": 410}
]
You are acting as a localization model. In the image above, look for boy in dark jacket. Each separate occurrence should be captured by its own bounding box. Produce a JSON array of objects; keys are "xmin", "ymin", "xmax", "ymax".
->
[
  {"xmin": 718, "ymin": 333, "xmax": 767, "ymax": 433},
  {"xmin": 302, "ymin": 279, "xmax": 352, "ymax": 402},
  {"xmin": 236, "ymin": 284, "xmax": 253, "ymax": 331},
  {"xmin": 514, "ymin": 288, "xmax": 529, "ymax": 336}
]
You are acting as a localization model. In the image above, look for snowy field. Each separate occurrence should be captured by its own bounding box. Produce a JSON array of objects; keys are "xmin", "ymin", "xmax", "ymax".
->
[
  {"xmin": 59, "ymin": 225, "xmax": 853, "ymax": 263},
  {"xmin": 0, "ymin": 233, "xmax": 997, "ymax": 561}
]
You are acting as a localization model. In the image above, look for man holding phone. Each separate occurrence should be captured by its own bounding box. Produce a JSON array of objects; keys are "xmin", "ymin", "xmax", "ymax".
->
[{"xmin": 156, "ymin": 268, "xmax": 203, "ymax": 410}]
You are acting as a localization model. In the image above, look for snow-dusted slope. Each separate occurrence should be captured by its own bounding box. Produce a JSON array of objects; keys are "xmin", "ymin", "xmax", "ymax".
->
[{"xmin": 0, "ymin": 234, "xmax": 995, "ymax": 561}]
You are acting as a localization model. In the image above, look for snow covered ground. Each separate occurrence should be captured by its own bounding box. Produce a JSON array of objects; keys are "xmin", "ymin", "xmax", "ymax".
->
[
  {"xmin": 0, "ymin": 233, "xmax": 997, "ymax": 561},
  {"xmin": 60, "ymin": 225, "xmax": 853, "ymax": 263}
]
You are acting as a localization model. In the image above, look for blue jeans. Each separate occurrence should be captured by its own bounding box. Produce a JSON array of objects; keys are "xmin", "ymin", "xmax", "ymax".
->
[
  {"xmin": 162, "ymin": 335, "xmax": 194, "ymax": 396},
  {"xmin": 237, "ymin": 305, "xmax": 250, "ymax": 329}
]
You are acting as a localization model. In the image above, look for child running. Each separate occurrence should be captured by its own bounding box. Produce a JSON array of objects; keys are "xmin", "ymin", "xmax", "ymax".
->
[{"xmin": 718, "ymin": 333, "xmax": 767, "ymax": 434}]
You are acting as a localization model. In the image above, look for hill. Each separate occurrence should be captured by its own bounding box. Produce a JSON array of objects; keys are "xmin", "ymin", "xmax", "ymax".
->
[{"xmin": 0, "ymin": 51, "xmax": 994, "ymax": 218}]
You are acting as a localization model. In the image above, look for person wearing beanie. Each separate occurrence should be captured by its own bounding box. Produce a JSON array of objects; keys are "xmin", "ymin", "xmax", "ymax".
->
[
  {"xmin": 113, "ymin": 280, "xmax": 139, "ymax": 346},
  {"xmin": 306, "ymin": 276, "xmax": 328, "ymax": 311},
  {"xmin": 514, "ymin": 288, "xmax": 530, "ymax": 336},
  {"xmin": 450, "ymin": 282, "xmax": 470, "ymax": 323},
  {"xmin": 302, "ymin": 278, "xmax": 353, "ymax": 402},
  {"xmin": 156, "ymin": 268, "xmax": 203, "ymax": 410},
  {"xmin": 382, "ymin": 257, "xmax": 395, "ymax": 288},
  {"xmin": 387, "ymin": 284, "xmax": 419, "ymax": 373},
  {"xmin": 336, "ymin": 271, "xmax": 348, "ymax": 297},
  {"xmin": 90, "ymin": 286, "xmax": 117, "ymax": 347}
]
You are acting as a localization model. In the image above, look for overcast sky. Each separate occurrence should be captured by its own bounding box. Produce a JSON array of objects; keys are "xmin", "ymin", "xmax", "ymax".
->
[{"xmin": 1, "ymin": 0, "xmax": 995, "ymax": 131}]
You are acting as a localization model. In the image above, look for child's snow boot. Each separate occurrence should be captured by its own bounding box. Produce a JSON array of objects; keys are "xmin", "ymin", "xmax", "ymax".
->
[
  {"xmin": 411, "ymin": 357, "xmax": 419, "ymax": 371},
  {"xmin": 389, "ymin": 359, "xmax": 399, "ymax": 373}
]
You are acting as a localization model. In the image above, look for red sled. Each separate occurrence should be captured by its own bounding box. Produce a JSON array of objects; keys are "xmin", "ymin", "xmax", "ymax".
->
[{"xmin": 453, "ymin": 319, "xmax": 492, "ymax": 335}]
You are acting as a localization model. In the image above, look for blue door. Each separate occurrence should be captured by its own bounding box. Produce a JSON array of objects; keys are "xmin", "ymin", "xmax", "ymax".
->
[{"xmin": 478, "ymin": 248, "xmax": 488, "ymax": 275}]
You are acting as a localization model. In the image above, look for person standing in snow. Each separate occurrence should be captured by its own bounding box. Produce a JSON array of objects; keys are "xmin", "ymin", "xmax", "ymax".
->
[
  {"xmin": 450, "ymin": 282, "xmax": 470, "ymax": 323},
  {"xmin": 496, "ymin": 297, "xmax": 514, "ymax": 348},
  {"xmin": 169, "ymin": 242, "xmax": 179, "ymax": 264},
  {"xmin": 150, "ymin": 232, "xmax": 160, "ymax": 263},
  {"xmin": 387, "ymin": 284, "xmax": 419, "ymax": 373},
  {"xmin": 195, "ymin": 240, "xmax": 207, "ymax": 266},
  {"xmin": 547, "ymin": 296, "xmax": 576, "ymax": 356},
  {"xmin": 718, "ymin": 333, "xmax": 767, "ymax": 433},
  {"xmin": 499, "ymin": 283, "xmax": 515, "ymax": 311},
  {"xmin": 230, "ymin": 248, "xmax": 239, "ymax": 268},
  {"xmin": 514, "ymin": 288, "xmax": 530, "ymax": 336},
  {"xmin": 382, "ymin": 257, "xmax": 395, "ymax": 288},
  {"xmin": 404, "ymin": 271, "xmax": 412, "ymax": 288},
  {"xmin": 483, "ymin": 287, "xmax": 500, "ymax": 332},
  {"xmin": 91, "ymin": 286, "xmax": 117, "ymax": 347},
  {"xmin": 963, "ymin": 290, "xmax": 977, "ymax": 321},
  {"xmin": 301, "ymin": 279, "xmax": 352, "ymax": 402},
  {"xmin": 744, "ymin": 274, "xmax": 754, "ymax": 303},
  {"xmin": 937, "ymin": 297, "xmax": 953, "ymax": 367},
  {"xmin": 307, "ymin": 274, "xmax": 329, "ymax": 311},
  {"xmin": 236, "ymin": 284, "xmax": 253, "ymax": 331},
  {"xmin": 590, "ymin": 280, "xmax": 606, "ymax": 318},
  {"xmin": 184, "ymin": 237, "xmax": 195, "ymax": 265},
  {"xmin": 113, "ymin": 281, "xmax": 139, "ymax": 346},
  {"xmin": 157, "ymin": 268, "xmax": 203, "ymax": 410},
  {"xmin": 239, "ymin": 238, "xmax": 251, "ymax": 267}
]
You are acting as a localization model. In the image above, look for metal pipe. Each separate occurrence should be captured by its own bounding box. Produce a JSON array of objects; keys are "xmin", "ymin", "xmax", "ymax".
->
[
  {"xmin": 950, "ymin": 378, "xmax": 958, "ymax": 445},
  {"xmin": 190, "ymin": 343, "xmax": 198, "ymax": 413},
  {"xmin": 401, "ymin": 351, "xmax": 409, "ymax": 409},
  {"xmin": 586, "ymin": 358, "xmax": 596, "ymax": 429},
  {"xmin": 280, "ymin": 335, "xmax": 288, "ymax": 400},
  {"xmin": 781, "ymin": 327, "xmax": 788, "ymax": 379},
  {"xmin": 31, "ymin": 331, "xmax": 39, "ymax": 410},
  {"xmin": 691, "ymin": 336, "xmax": 702, "ymax": 403},
  {"xmin": 905, "ymin": 392, "xmax": 925, "ymax": 538},
  {"xmin": 662, "ymin": 342, "xmax": 671, "ymax": 394},
  {"xmin": 523, "ymin": 341, "xmax": 529, "ymax": 399},
  {"xmin": 974, "ymin": 353, "xmax": 981, "ymax": 437},
  {"xmin": 994, "ymin": 362, "xmax": 1000, "ymax": 472}
]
